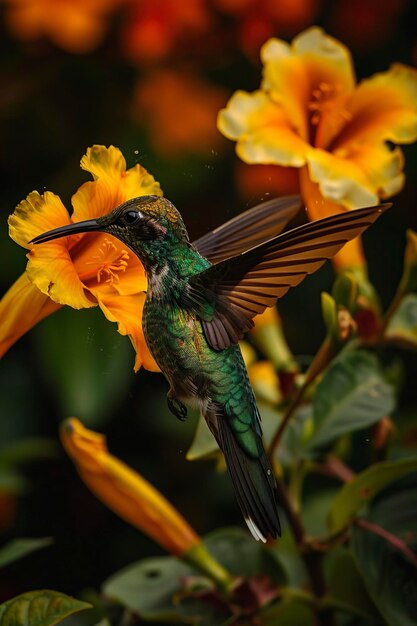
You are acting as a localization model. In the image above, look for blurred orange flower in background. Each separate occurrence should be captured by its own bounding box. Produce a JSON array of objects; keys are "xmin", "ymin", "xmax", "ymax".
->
[
  {"xmin": 235, "ymin": 162, "xmax": 299, "ymax": 201},
  {"xmin": 133, "ymin": 69, "xmax": 228, "ymax": 158},
  {"xmin": 122, "ymin": 0, "xmax": 212, "ymax": 64},
  {"xmin": 0, "ymin": 145, "xmax": 160, "ymax": 372},
  {"xmin": 3, "ymin": 0, "xmax": 122, "ymax": 53},
  {"xmin": 329, "ymin": 0, "xmax": 407, "ymax": 52},
  {"xmin": 214, "ymin": 0, "xmax": 318, "ymax": 56},
  {"xmin": 218, "ymin": 26, "xmax": 417, "ymax": 270}
]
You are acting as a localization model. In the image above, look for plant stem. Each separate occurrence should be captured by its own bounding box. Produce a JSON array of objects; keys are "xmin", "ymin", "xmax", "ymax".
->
[
  {"xmin": 275, "ymin": 477, "xmax": 304, "ymax": 545},
  {"xmin": 183, "ymin": 542, "xmax": 234, "ymax": 594},
  {"xmin": 377, "ymin": 285, "xmax": 404, "ymax": 340},
  {"xmin": 267, "ymin": 336, "xmax": 340, "ymax": 624},
  {"xmin": 268, "ymin": 383, "xmax": 306, "ymax": 459},
  {"xmin": 321, "ymin": 455, "xmax": 355, "ymax": 483},
  {"xmin": 268, "ymin": 338, "xmax": 335, "ymax": 459},
  {"xmin": 275, "ymin": 479, "xmax": 328, "ymax": 609},
  {"xmin": 355, "ymin": 519, "xmax": 417, "ymax": 567}
]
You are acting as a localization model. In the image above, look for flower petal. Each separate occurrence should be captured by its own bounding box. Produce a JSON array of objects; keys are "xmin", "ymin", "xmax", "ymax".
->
[
  {"xmin": 70, "ymin": 232, "xmax": 147, "ymax": 297},
  {"xmin": 345, "ymin": 142, "xmax": 405, "ymax": 200},
  {"xmin": 72, "ymin": 145, "xmax": 162, "ymax": 221},
  {"xmin": 8, "ymin": 191, "xmax": 71, "ymax": 249},
  {"xmin": 299, "ymin": 166, "xmax": 367, "ymax": 270},
  {"xmin": 306, "ymin": 147, "xmax": 378, "ymax": 209},
  {"xmin": 113, "ymin": 260, "xmax": 147, "ymax": 296},
  {"xmin": 0, "ymin": 272, "xmax": 61, "ymax": 358},
  {"xmin": 27, "ymin": 240, "xmax": 94, "ymax": 309},
  {"xmin": 218, "ymin": 90, "xmax": 307, "ymax": 166},
  {"xmin": 60, "ymin": 418, "xmax": 200, "ymax": 556},
  {"xmin": 335, "ymin": 64, "xmax": 417, "ymax": 149},
  {"xmin": 8, "ymin": 190, "xmax": 93, "ymax": 309},
  {"xmin": 261, "ymin": 27, "xmax": 355, "ymax": 141},
  {"xmin": 96, "ymin": 292, "xmax": 159, "ymax": 372},
  {"xmin": 81, "ymin": 144, "xmax": 128, "ymax": 181}
]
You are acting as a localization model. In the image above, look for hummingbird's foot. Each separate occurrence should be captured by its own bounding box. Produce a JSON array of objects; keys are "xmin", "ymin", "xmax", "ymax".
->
[{"xmin": 167, "ymin": 393, "xmax": 188, "ymax": 422}]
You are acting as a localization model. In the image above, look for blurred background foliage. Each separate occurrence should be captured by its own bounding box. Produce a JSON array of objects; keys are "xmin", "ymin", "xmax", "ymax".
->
[{"xmin": 0, "ymin": 0, "xmax": 417, "ymax": 624}]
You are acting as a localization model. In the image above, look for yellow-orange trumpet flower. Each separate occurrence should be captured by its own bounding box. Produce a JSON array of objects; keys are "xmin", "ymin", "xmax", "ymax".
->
[
  {"xmin": 1, "ymin": 145, "xmax": 161, "ymax": 371},
  {"xmin": 218, "ymin": 26, "xmax": 417, "ymax": 270}
]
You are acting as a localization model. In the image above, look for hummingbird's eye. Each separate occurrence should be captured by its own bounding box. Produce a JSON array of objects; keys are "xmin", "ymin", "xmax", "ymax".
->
[{"xmin": 122, "ymin": 210, "xmax": 142, "ymax": 225}]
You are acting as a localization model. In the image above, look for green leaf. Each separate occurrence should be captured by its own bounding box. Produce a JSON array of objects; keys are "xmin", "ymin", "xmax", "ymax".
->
[
  {"xmin": 321, "ymin": 292, "xmax": 337, "ymax": 334},
  {"xmin": 0, "ymin": 467, "xmax": 27, "ymax": 493},
  {"xmin": 0, "ymin": 438, "xmax": 58, "ymax": 466},
  {"xmin": 347, "ymin": 267, "xmax": 381, "ymax": 312},
  {"xmin": 60, "ymin": 590, "xmax": 115, "ymax": 626},
  {"xmin": 34, "ymin": 307, "xmax": 134, "ymax": 426},
  {"xmin": 0, "ymin": 591, "xmax": 91, "ymax": 626},
  {"xmin": 103, "ymin": 555, "xmax": 219, "ymax": 624},
  {"xmin": 385, "ymin": 293, "xmax": 417, "ymax": 349},
  {"xmin": 352, "ymin": 475, "xmax": 417, "ymax": 626},
  {"xmin": 203, "ymin": 527, "xmax": 285, "ymax": 582},
  {"xmin": 268, "ymin": 404, "xmax": 313, "ymax": 468},
  {"xmin": 301, "ymin": 490, "xmax": 338, "ymax": 538},
  {"xmin": 186, "ymin": 413, "xmax": 218, "ymax": 461},
  {"xmin": 322, "ymin": 547, "xmax": 379, "ymax": 620},
  {"xmin": 260, "ymin": 594, "xmax": 314, "ymax": 626},
  {"xmin": 332, "ymin": 272, "xmax": 357, "ymax": 311},
  {"xmin": 328, "ymin": 457, "xmax": 417, "ymax": 534},
  {"xmin": 306, "ymin": 350, "xmax": 395, "ymax": 451},
  {"xmin": 103, "ymin": 528, "xmax": 285, "ymax": 623},
  {"xmin": 0, "ymin": 538, "xmax": 53, "ymax": 569},
  {"xmin": 268, "ymin": 529, "xmax": 308, "ymax": 589},
  {"xmin": 187, "ymin": 402, "xmax": 313, "ymax": 468},
  {"xmin": 248, "ymin": 402, "xmax": 314, "ymax": 469}
]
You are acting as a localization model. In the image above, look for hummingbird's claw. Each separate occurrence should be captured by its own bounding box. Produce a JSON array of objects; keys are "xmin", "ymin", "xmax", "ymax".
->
[{"xmin": 167, "ymin": 393, "xmax": 188, "ymax": 422}]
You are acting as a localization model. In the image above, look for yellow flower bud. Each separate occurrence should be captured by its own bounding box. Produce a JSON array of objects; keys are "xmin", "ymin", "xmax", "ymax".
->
[
  {"xmin": 60, "ymin": 419, "xmax": 233, "ymax": 592},
  {"xmin": 61, "ymin": 418, "xmax": 200, "ymax": 556}
]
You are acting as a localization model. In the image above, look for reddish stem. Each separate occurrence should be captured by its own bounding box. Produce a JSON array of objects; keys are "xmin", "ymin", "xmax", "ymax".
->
[{"xmin": 355, "ymin": 518, "xmax": 417, "ymax": 567}]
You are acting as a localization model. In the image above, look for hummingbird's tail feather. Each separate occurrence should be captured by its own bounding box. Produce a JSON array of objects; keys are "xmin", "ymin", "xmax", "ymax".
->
[{"xmin": 216, "ymin": 415, "xmax": 281, "ymax": 542}]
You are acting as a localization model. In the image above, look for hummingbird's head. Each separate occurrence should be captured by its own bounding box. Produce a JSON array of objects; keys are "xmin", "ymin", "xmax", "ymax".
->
[
  {"xmin": 30, "ymin": 195, "xmax": 190, "ymax": 271},
  {"xmin": 97, "ymin": 195, "xmax": 189, "ymax": 245}
]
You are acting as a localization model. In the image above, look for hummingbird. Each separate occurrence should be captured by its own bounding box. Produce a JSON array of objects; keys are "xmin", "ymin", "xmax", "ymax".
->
[{"xmin": 30, "ymin": 195, "xmax": 390, "ymax": 541}]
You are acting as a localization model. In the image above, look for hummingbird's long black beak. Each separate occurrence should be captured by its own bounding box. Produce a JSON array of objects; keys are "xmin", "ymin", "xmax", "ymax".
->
[{"xmin": 29, "ymin": 218, "xmax": 102, "ymax": 245}]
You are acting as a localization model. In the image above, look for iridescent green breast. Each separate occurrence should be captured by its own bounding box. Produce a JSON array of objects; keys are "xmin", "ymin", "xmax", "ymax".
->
[
  {"xmin": 143, "ymin": 296, "xmax": 259, "ymax": 438},
  {"xmin": 143, "ymin": 298, "xmax": 211, "ymax": 384}
]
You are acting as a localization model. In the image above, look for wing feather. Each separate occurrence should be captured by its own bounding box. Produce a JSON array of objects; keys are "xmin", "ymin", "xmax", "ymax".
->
[
  {"xmin": 193, "ymin": 196, "xmax": 301, "ymax": 263},
  {"xmin": 188, "ymin": 204, "xmax": 391, "ymax": 350}
]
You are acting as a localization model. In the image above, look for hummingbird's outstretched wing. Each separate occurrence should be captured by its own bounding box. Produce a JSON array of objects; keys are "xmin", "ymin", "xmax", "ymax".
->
[
  {"xmin": 192, "ymin": 196, "xmax": 302, "ymax": 264},
  {"xmin": 188, "ymin": 204, "xmax": 391, "ymax": 350}
]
